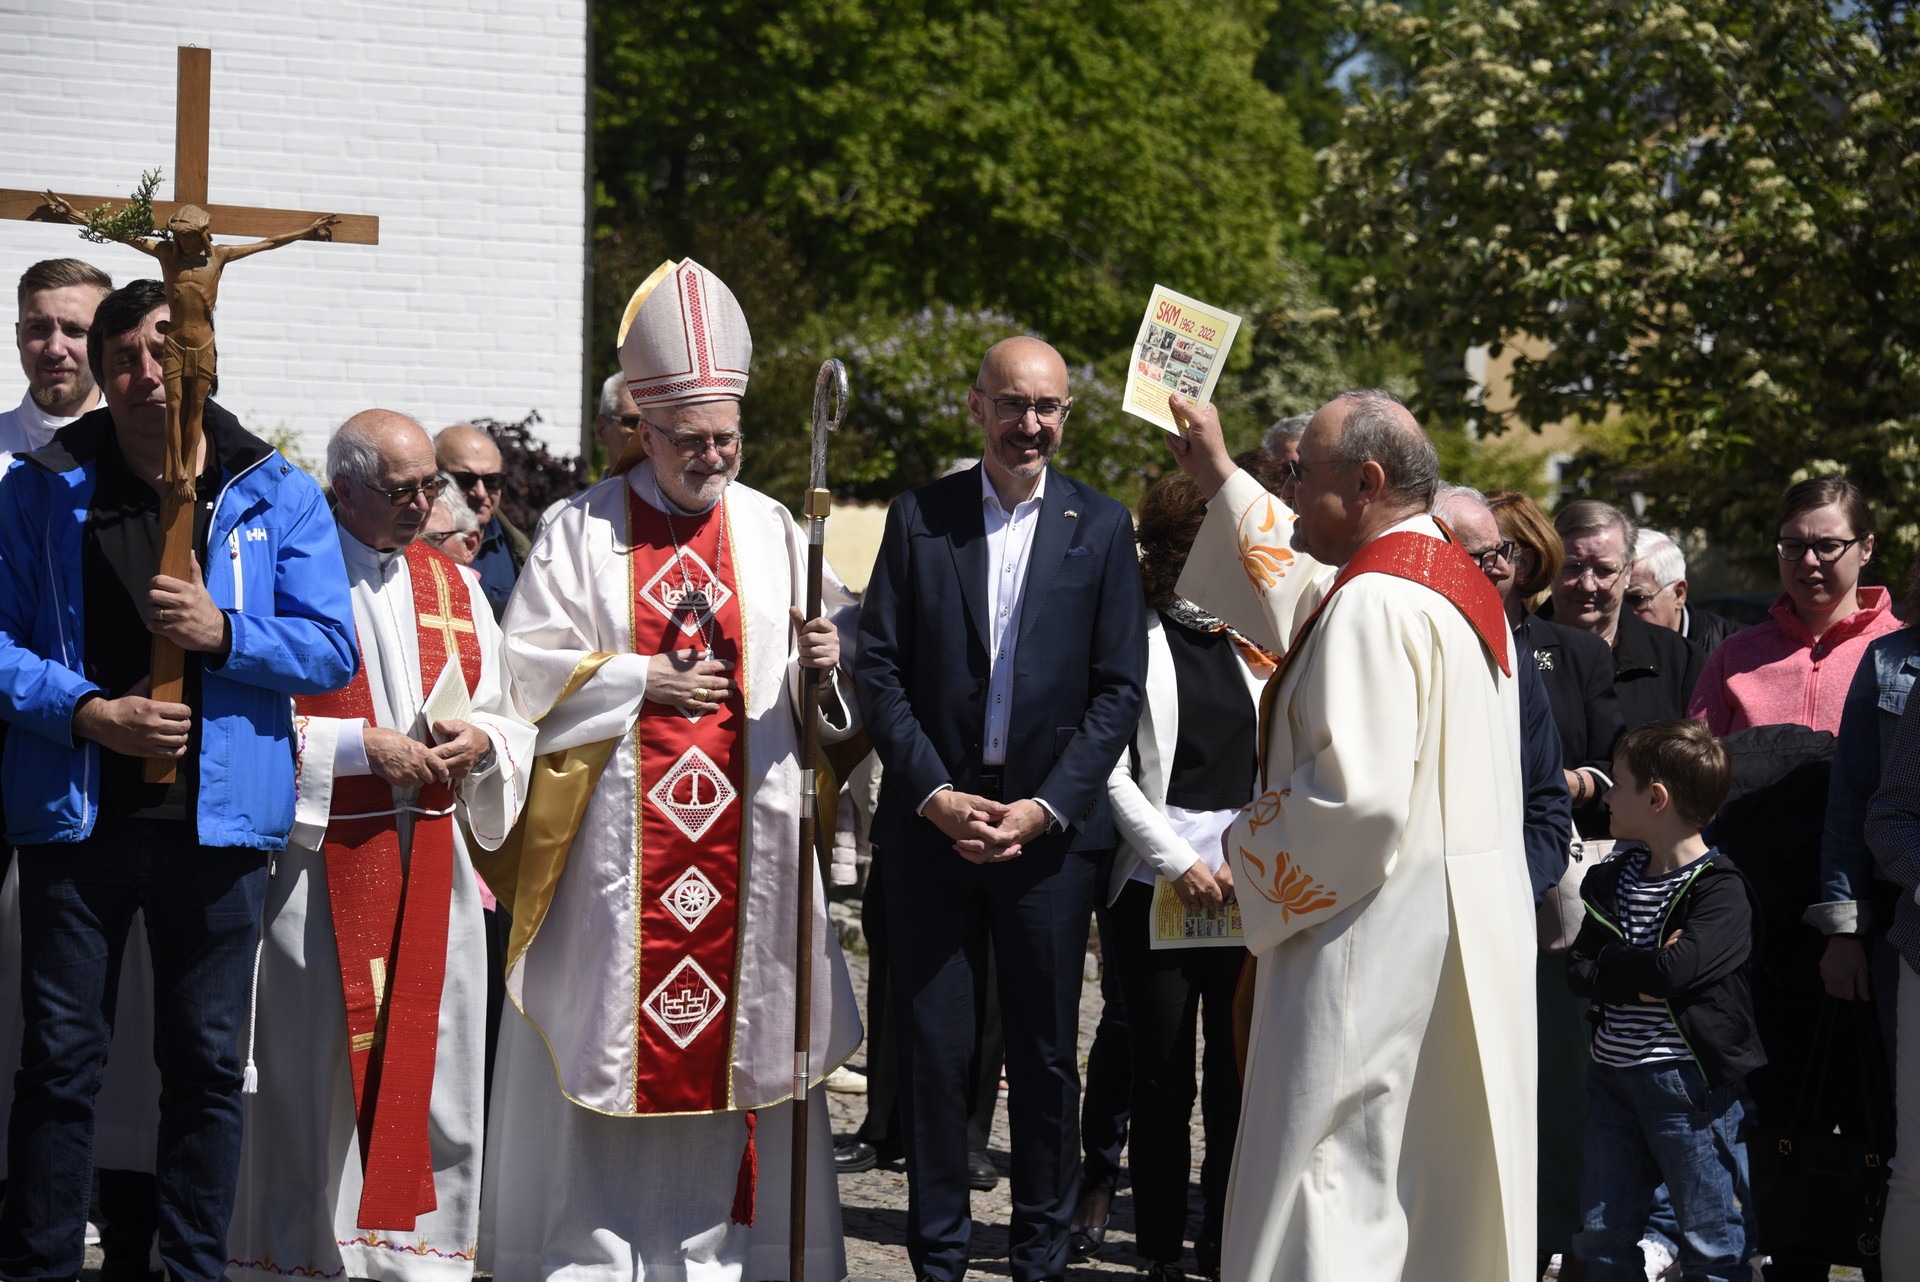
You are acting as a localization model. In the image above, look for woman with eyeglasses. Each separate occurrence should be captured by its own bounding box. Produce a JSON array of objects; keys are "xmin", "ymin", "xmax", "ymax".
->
[
  {"xmin": 1689, "ymin": 477, "xmax": 1899, "ymax": 737},
  {"xmin": 1686, "ymin": 476, "xmax": 1901, "ymax": 1282}
]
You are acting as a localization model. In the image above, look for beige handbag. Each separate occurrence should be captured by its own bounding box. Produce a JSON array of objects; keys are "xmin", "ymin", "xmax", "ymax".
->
[{"xmin": 1538, "ymin": 835, "xmax": 1612, "ymax": 953}]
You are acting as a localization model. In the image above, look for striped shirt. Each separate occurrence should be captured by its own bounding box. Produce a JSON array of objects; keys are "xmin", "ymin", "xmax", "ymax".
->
[{"xmin": 1591, "ymin": 848, "xmax": 1705, "ymax": 1068}]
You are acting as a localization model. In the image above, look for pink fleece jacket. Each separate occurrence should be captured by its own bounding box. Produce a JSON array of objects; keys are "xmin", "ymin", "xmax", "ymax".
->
[{"xmin": 1689, "ymin": 585, "xmax": 1901, "ymax": 736}]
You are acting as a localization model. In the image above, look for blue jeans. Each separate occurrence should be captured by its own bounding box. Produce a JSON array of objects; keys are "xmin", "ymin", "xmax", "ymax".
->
[
  {"xmin": 0, "ymin": 817, "xmax": 268, "ymax": 1282},
  {"xmin": 1575, "ymin": 1058, "xmax": 1751, "ymax": 1281}
]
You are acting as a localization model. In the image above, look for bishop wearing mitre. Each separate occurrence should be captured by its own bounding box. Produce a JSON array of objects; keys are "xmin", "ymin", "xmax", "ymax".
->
[
  {"xmin": 1167, "ymin": 392, "xmax": 1535, "ymax": 1281},
  {"xmin": 227, "ymin": 410, "xmax": 536, "ymax": 1282},
  {"xmin": 478, "ymin": 259, "xmax": 864, "ymax": 1280}
]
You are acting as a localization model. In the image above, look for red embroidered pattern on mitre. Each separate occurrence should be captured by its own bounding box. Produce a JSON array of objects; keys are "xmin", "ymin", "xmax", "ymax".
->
[
  {"xmin": 292, "ymin": 542, "xmax": 483, "ymax": 1231},
  {"xmin": 620, "ymin": 259, "xmax": 752, "ymax": 408}
]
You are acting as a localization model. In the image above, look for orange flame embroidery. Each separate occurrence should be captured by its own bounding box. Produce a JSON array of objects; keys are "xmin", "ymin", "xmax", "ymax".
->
[
  {"xmin": 1248, "ymin": 846, "xmax": 1338, "ymax": 921},
  {"xmin": 1239, "ymin": 500, "xmax": 1296, "ymax": 595}
]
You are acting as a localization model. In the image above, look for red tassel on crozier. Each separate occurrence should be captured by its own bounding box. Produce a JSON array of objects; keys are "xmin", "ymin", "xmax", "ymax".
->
[{"xmin": 730, "ymin": 1109, "xmax": 758, "ymax": 1226}]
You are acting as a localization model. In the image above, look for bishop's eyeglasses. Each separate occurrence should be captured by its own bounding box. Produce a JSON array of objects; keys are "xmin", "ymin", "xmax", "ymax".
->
[{"xmin": 650, "ymin": 423, "xmax": 742, "ymax": 457}]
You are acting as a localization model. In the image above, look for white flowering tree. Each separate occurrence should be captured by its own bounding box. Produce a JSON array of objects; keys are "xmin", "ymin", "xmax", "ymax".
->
[{"xmin": 1318, "ymin": 0, "xmax": 1920, "ymax": 566}]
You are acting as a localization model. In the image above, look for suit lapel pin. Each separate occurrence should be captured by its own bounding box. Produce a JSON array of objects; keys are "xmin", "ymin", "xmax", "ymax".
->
[{"xmin": 1064, "ymin": 508, "xmax": 1078, "ymax": 518}]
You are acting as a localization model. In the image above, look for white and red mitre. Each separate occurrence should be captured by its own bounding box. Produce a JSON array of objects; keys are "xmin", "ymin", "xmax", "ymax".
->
[{"xmin": 616, "ymin": 259, "xmax": 752, "ymax": 408}]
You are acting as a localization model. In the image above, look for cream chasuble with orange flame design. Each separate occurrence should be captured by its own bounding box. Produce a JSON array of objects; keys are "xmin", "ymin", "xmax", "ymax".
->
[{"xmin": 1174, "ymin": 467, "xmax": 1536, "ymax": 1282}]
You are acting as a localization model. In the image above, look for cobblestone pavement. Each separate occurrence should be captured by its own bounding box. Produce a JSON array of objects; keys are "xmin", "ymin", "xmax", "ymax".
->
[{"xmin": 829, "ymin": 943, "xmax": 1194, "ymax": 1282}]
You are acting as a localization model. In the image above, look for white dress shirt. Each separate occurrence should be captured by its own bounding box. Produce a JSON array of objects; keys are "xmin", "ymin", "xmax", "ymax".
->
[{"xmin": 982, "ymin": 463, "xmax": 1046, "ymax": 765}]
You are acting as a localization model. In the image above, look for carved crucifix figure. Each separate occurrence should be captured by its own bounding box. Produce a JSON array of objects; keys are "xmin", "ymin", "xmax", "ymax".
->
[
  {"xmin": 0, "ymin": 45, "xmax": 377, "ymax": 781},
  {"xmin": 40, "ymin": 195, "xmax": 340, "ymax": 510}
]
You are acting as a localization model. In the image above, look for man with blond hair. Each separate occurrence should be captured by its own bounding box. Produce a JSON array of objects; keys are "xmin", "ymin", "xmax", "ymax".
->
[{"xmin": 2, "ymin": 257, "xmax": 113, "ymax": 457}]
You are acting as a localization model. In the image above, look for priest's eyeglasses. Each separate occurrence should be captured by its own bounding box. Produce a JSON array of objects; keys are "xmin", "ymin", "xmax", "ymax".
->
[
  {"xmin": 976, "ymin": 392, "xmax": 1073, "ymax": 427},
  {"xmin": 355, "ymin": 474, "xmax": 448, "ymax": 507},
  {"xmin": 1279, "ymin": 457, "xmax": 1361, "ymax": 484},
  {"xmin": 1776, "ymin": 536, "xmax": 1862, "ymax": 563},
  {"xmin": 651, "ymin": 423, "xmax": 742, "ymax": 457}
]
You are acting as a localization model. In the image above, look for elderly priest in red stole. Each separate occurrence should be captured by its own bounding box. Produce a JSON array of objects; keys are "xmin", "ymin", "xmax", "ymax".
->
[
  {"xmin": 226, "ymin": 410, "xmax": 536, "ymax": 1282},
  {"xmin": 1167, "ymin": 391, "xmax": 1535, "ymax": 1282},
  {"xmin": 478, "ymin": 259, "xmax": 864, "ymax": 1280}
]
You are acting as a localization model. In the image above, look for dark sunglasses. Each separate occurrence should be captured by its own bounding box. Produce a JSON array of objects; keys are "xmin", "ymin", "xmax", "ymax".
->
[{"xmin": 448, "ymin": 470, "xmax": 506, "ymax": 494}]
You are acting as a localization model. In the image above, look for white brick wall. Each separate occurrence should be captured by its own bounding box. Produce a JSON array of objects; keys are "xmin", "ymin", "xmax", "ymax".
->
[{"xmin": 0, "ymin": 0, "xmax": 589, "ymax": 464}]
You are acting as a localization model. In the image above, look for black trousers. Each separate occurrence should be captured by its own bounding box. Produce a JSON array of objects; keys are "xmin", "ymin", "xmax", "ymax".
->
[
  {"xmin": 884, "ymin": 837, "xmax": 1102, "ymax": 1282},
  {"xmin": 856, "ymin": 856, "xmax": 1004, "ymax": 1155},
  {"xmin": 1104, "ymin": 880, "xmax": 1243, "ymax": 1265},
  {"xmin": 1079, "ymin": 904, "xmax": 1130, "ymax": 1193}
]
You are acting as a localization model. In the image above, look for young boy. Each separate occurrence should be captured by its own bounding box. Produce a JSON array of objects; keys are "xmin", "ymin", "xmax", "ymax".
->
[{"xmin": 1568, "ymin": 718, "xmax": 1764, "ymax": 1282}]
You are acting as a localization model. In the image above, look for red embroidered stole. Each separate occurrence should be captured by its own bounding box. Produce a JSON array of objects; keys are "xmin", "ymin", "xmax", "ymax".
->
[
  {"xmin": 627, "ymin": 490, "xmax": 748, "ymax": 1114},
  {"xmin": 293, "ymin": 542, "xmax": 483, "ymax": 1230},
  {"xmin": 1257, "ymin": 527, "xmax": 1511, "ymax": 787}
]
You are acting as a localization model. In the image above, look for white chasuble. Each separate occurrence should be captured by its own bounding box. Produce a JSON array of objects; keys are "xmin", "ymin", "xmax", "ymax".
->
[
  {"xmin": 1176, "ymin": 469, "xmax": 1537, "ymax": 1282},
  {"xmin": 480, "ymin": 464, "xmax": 862, "ymax": 1281},
  {"xmin": 226, "ymin": 530, "xmax": 535, "ymax": 1282}
]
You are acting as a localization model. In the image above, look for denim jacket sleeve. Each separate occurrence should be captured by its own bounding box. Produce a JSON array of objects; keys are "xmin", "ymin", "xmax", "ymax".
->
[{"xmin": 1814, "ymin": 632, "xmax": 1916, "ymax": 934}]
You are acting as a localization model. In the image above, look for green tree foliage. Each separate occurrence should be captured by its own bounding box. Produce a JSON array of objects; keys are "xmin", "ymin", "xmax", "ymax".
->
[
  {"xmin": 597, "ymin": 0, "xmax": 1315, "ymax": 363},
  {"xmin": 1317, "ymin": 0, "xmax": 1920, "ymax": 569}
]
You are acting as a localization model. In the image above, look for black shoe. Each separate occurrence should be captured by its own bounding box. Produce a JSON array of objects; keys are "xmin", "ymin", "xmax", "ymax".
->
[
  {"xmin": 966, "ymin": 1148, "xmax": 1000, "ymax": 1191},
  {"xmin": 1142, "ymin": 1263, "xmax": 1187, "ymax": 1282},
  {"xmin": 834, "ymin": 1138, "xmax": 879, "ymax": 1174},
  {"xmin": 1067, "ymin": 1222, "xmax": 1108, "ymax": 1262}
]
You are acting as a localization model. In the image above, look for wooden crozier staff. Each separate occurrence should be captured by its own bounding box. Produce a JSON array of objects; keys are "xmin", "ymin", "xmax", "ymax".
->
[
  {"xmin": 42, "ymin": 185, "xmax": 339, "ymax": 782},
  {"xmin": 791, "ymin": 357, "xmax": 847, "ymax": 1282}
]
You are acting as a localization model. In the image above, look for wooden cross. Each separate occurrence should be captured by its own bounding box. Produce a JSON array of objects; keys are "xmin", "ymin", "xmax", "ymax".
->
[
  {"xmin": 0, "ymin": 47, "xmax": 378, "ymax": 782},
  {"xmin": 0, "ymin": 48, "xmax": 379, "ymax": 244}
]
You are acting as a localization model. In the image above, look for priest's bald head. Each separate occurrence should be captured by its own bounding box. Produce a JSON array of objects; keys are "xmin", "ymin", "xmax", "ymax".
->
[
  {"xmin": 1284, "ymin": 390, "xmax": 1438, "ymax": 566},
  {"xmin": 328, "ymin": 409, "xmax": 445, "ymax": 552}
]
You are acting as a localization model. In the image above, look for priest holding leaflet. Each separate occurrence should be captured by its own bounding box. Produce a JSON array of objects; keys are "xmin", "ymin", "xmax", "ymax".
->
[
  {"xmin": 224, "ymin": 411, "xmax": 534, "ymax": 1280},
  {"xmin": 1166, "ymin": 391, "xmax": 1535, "ymax": 1281},
  {"xmin": 480, "ymin": 259, "xmax": 863, "ymax": 1280}
]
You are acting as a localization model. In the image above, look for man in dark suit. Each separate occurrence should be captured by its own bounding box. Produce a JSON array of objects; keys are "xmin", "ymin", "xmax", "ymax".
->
[{"xmin": 855, "ymin": 336, "xmax": 1146, "ymax": 1282}]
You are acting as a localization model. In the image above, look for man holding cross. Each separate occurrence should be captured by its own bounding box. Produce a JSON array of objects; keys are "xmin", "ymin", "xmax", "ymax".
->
[
  {"xmin": 0, "ymin": 278, "xmax": 357, "ymax": 1282},
  {"xmin": 227, "ymin": 410, "xmax": 535, "ymax": 1282}
]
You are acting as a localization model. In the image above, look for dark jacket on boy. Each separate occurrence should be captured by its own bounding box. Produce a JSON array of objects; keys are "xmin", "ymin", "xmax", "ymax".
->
[{"xmin": 1568, "ymin": 846, "xmax": 1767, "ymax": 1089}]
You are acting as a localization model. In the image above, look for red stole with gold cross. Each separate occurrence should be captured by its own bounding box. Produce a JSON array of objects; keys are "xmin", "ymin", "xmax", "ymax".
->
[
  {"xmin": 626, "ymin": 489, "xmax": 749, "ymax": 1116},
  {"xmin": 293, "ymin": 542, "xmax": 483, "ymax": 1231}
]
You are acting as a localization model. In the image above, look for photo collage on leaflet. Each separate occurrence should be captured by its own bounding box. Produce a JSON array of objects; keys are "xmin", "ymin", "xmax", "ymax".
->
[{"xmin": 1139, "ymin": 322, "xmax": 1215, "ymax": 402}]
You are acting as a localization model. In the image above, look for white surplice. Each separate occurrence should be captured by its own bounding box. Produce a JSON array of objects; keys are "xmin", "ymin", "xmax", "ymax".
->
[
  {"xmin": 226, "ymin": 531, "xmax": 535, "ymax": 1282},
  {"xmin": 1175, "ymin": 469, "xmax": 1536, "ymax": 1282},
  {"xmin": 480, "ymin": 464, "xmax": 863, "ymax": 1282}
]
